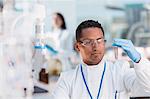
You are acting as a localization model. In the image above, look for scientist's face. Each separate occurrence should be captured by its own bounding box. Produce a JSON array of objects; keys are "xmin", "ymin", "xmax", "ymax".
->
[
  {"xmin": 75, "ymin": 27, "xmax": 106, "ymax": 65},
  {"xmin": 52, "ymin": 14, "xmax": 63, "ymax": 29}
]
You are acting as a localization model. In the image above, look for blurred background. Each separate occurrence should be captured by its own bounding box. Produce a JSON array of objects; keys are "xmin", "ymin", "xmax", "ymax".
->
[{"xmin": 0, "ymin": 0, "xmax": 150, "ymax": 99}]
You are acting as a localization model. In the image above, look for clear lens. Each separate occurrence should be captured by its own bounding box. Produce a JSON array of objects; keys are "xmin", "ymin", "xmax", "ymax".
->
[{"xmin": 80, "ymin": 38, "xmax": 105, "ymax": 46}]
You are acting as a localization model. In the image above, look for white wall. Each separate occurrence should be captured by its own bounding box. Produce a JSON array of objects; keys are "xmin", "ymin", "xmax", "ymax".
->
[{"xmin": 44, "ymin": 0, "xmax": 76, "ymax": 35}]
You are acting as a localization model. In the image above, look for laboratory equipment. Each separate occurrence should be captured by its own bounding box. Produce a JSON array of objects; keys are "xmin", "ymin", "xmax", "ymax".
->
[
  {"xmin": 0, "ymin": 37, "xmax": 33, "ymax": 99},
  {"xmin": 0, "ymin": 0, "xmax": 49, "ymax": 98},
  {"xmin": 31, "ymin": 4, "xmax": 50, "ymax": 84},
  {"xmin": 113, "ymin": 47, "xmax": 118, "ymax": 60},
  {"xmin": 39, "ymin": 68, "xmax": 49, "ymax": 84}
]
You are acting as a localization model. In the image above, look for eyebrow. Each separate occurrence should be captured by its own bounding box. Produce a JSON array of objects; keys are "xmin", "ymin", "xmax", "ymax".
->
[{"xmin": 96, "ymin": 37, "xmax": 104, "ymax": 40}]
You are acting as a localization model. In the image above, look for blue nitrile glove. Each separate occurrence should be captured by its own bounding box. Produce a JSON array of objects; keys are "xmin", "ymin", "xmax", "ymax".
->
[{"xmin": 112, "ymin": 38, "xmax": 141, "ymax": 63}]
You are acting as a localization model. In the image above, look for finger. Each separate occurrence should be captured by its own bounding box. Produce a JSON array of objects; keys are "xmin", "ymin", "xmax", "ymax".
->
[
  {"xmin": 112, "ymin": 41, "xmax": 129, "ymax": 48},
  {"xmin": 112, "ymin": 43, "xmax": 121, "ymax": 47},
  {"xmin": 113, "ymin": 38, "xmax": 130, "ymax": 45},
  {"xmin": 113, "ymin": 39, "xmax": 133, "ymax": 47},
  {"xmin": 121, "ymin": 45, "xmax": 130, "ymax": 51}
]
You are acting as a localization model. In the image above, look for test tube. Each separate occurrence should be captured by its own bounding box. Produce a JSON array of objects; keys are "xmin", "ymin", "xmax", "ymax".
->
[{"xmin": 113, "ymin": 47, "xmax": 118, "ymax": 60}]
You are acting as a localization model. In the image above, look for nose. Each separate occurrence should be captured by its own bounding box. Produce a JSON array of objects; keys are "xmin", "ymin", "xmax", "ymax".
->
[{"xmin": 92, "ymin": 40, "xmax": 99, "ymax": 47}]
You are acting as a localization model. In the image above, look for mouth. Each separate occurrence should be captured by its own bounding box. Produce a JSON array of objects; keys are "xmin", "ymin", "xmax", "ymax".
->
[{"xmin": 91, "ymin": 53, "xmax": 101, "ymax": 55}]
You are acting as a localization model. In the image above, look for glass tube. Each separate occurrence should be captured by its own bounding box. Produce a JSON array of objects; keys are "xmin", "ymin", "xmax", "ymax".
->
[{"xmin": 113, "ymin": 47, "xmax": 118, "ymax": 60}]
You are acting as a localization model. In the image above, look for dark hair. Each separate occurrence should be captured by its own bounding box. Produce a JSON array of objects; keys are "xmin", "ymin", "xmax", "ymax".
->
[
  {"xmin": 55, "ymin": 12, "xmax": 67, "ymax": 30},
  {"xmin": 76, "ymin": 20, "xmax": 104, "ymax": 41}
]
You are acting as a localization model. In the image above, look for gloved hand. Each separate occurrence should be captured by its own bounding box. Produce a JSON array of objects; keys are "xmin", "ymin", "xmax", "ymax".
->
[{"xmin": 112, "ymin": 38, "xmax": 141, "ymax": 63}]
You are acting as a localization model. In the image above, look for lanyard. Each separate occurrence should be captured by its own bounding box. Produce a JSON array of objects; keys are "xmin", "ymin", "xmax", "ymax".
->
[
  {"xmin": 115, "ymin": 90, "xmax": 117, "ymax": 99},
  {"xmin": 80, "ymin": 62, "xmax": 106, "ymax": 99}
]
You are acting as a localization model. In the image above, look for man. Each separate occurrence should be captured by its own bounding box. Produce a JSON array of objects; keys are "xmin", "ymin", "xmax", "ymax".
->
[{"xmin": 50, "ymin": 20, "xmax": 150, "ymax": 99}]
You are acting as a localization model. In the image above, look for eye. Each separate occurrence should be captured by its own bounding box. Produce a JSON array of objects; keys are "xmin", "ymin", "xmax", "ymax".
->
[
  {"xmin": 83, "ymin": 40, "xmax": 91, "ymax": 45},
  {"xmin": 97, "ymin": 38, "xmax": 103, "ymax": 43}
]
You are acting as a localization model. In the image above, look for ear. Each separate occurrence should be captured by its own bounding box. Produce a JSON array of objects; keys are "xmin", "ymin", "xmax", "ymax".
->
[{"xmin": 74, "ymin": 42, "xmax": 80, "ymax": 52}]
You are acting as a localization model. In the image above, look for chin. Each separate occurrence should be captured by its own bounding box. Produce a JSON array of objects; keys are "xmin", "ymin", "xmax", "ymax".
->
[
  {"xmin": 93, "ymin": 58, "xmax": 103, "ymax": 64},
  {"xmin": 88, "ymin": 60, "xmax": 101, "ymax": 65},
  {"xmin": 84, "ymin": 57, "xmax": 103, "ymax": 65},
  {"xmin": 95, "ymin": 60, "xmax": 101, "ymax": 64}
]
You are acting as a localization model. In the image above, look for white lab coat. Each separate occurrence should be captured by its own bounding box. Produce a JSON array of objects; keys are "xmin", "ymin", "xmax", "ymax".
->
[
  {"xmin": 50, "ymin": 29, "xmax": 73, "ymax": 51},
  {"xmin": 50, "ymin": 58, "xmax": 150, "ymax": 99},
  {"xmin": 47, "ymin": 29, "xmax": 73, "ymax": 71}
]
